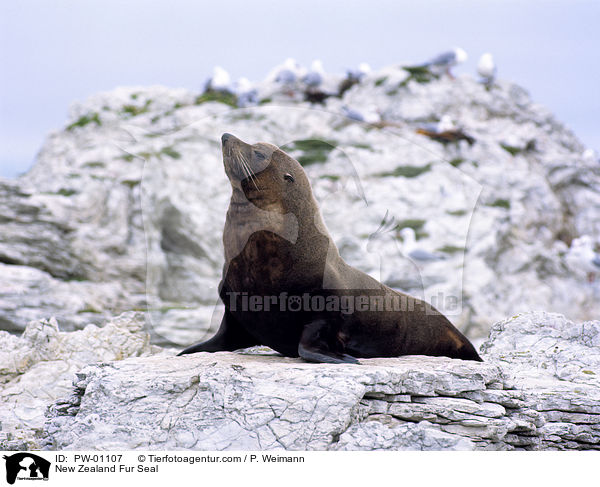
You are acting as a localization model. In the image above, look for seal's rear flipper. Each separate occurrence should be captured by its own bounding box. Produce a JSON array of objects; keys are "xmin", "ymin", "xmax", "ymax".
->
[
  {"xmin": 298, "ymin": 319, "xmax": 360, "ymax": 364},
  {"xmin": 451, "ymin": 330, "xmax": 484, "ymax": 362},
  {"xmin": 178, "ymin": 311, "xmax": 259, "ymax": 355},
  {"xmin": 460, "ymin": 346, "xmax": 483, "ymax": 362}
]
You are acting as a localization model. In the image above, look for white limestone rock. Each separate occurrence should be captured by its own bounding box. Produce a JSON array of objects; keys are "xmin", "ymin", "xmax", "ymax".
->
[
  {"xmin": 38, "ymin": 311, "xmax": 600, "ymax": 451},
  {"xmin": 43, "ymin": 353, "xmax": 503, "ymax": 450},
  {"xmin": 481, "ymin": 311, "xmax": 600, "ymax": 387},
  {"xmin": 0, "ymin": 312, "xmax": 156, "ymax": 449}
]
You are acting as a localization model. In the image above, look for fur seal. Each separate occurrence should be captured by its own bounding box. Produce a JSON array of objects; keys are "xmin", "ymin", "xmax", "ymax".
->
[{"xmin": 179, "ymin": 134, "xmax": 482, "ymax": 363}]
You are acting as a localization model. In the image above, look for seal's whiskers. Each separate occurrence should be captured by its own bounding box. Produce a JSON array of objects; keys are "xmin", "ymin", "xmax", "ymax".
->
[{"xmin": 238, "ymin": 152, "xmax": 260, "ymax": 191}]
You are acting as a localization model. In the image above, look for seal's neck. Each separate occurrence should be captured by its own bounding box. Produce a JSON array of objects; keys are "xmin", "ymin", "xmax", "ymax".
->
[
  {"xmin": 223, "ymin": 192, "xmax": 297, "ymax": 263},
  {"xmin": 223, "ymin": 190, "xmax": 339, "ymax": 264}
]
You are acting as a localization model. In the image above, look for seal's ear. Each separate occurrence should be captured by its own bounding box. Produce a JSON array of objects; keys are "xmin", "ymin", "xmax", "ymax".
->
[{"xmin": 284, "ymin": 173, "xmax": 295, "ymax": 183}]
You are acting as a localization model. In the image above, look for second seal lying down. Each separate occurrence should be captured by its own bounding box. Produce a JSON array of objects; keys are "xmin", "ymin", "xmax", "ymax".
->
[{"xmin": 179, "ymin": 134, "xmax": 482, "ymax": 363}]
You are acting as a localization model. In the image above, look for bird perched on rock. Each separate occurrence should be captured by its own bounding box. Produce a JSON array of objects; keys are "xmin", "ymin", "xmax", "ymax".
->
[
  {"xmin": 437, "ymin": 115, "xmax": 456, "ymax": 132},
  {"xmin": 566, "ymin": 235, "xmax": 600, "ymax": 282},
  {"xmin": 399, "ymin": 227, "xmax": 445, "ymax": 262},
  {"xmin": 302, "ymin": 59, "xmax": 325, "ymax": 88},
  {"xmin": 348, "ymin": 62, "xmax": 372, "ymax": 81},
  {"xmin": 477, "ymin": 52, "xmax": 496, "ymax": 87},
  {"xmin": 270, "ymin": 57, "xmax": 304, "ymax": 84},
  {"xmin": 338, "ymin": 63, "xmax": 372, "ymax": 97},
  {"xmin": 582, "ymin": 148, "xmax": 598, "ymax": 163},
  {"xmin": 422, "ymin": 47, "xmax": 468, "ymax": 78},
  {"xmin": 341, "ymin": 105, "xmax": 381, "ymax": 124},
  {"xmin": 205, "ymin": 66, "xmax": 232, "ymax": 93},
  {"xmin": 233, "ymin": 77, "xmax": 257, "ymax": 107},
  {"xmin": 303, "ymin": 60, "xmax": 334, "ymax": 104},
  {"xmin": 265, "ymin": 58, "xmax": 305, "ymax": 98}
]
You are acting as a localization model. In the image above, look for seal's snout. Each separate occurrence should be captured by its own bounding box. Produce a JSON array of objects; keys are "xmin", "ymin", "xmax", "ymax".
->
[{"xmin": 221, "ymin": 133, "xmax": 233, "ymax": 145}]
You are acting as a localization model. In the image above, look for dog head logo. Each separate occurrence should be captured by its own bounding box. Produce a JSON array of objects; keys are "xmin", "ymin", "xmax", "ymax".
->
[{"xmin": 3, "ymin": 453, "xmax": 50, "ymax": 484}]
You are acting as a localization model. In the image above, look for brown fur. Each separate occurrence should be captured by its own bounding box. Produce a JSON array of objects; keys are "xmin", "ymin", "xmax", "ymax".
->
[{"xmin": 179, "ymin": 134, "xmax": 482, "ymax": 363}]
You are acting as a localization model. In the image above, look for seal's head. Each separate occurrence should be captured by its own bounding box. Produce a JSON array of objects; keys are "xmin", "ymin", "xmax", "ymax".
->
[{"xmin": 221, "ymin": 133, "xmax": 316, "ymax": 216}]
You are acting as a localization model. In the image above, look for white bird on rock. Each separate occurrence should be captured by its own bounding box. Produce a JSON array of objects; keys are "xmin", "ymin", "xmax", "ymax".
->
[
  {"xmin": 477, "ymin": 52, "xmax": 496, "ymax": 86},
  {"xmin": 437, "ymin": 114, "xmax": 456, "ymax": 132},
  {"xmin": 399, "ymin": 227, "xmax": 445, "ymax": 262},
  {"xmin": 206, "ymin": 66, "xmax": 232, "ymax": 92},
  {"xmin": 347, "ymin": 62, "xmax": 371, "ymax": 81},
  {"xmin": 233, "ymin": 77, "xmax": 257, "ymax": 106},
  {"xmin": 566, "ymin": 235, "xmax": 600, "ymax": 282},
  {"xmin": 423, "ymin": 47, "xmax": 468, "ymax": 78},
  {"xmin": 303, "ymin": 59, "xmax": 325, "ymax": 88},
  {"xmin": 272, "ymin": 58, "xmax": 303, "ymax": 84},
  {"xmin": 339, "ymin": 63, "xmax": 372, "ymax": 97},
  {"xmin": 341, "ymin": 105, "xmax": 381, "ymax": 124}
]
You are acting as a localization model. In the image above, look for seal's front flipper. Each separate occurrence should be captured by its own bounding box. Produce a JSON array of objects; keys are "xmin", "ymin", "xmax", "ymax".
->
[
  {"xmin": 298, "ymin": 343, "xmax": 360, "ymax": 364},
  {"xmin": 178, "ymin": 310, "xmax": 259, "ymax": 356},
  {"xmin": 298, "ymin": 319, "xmax": 360, "ymax": 364}
]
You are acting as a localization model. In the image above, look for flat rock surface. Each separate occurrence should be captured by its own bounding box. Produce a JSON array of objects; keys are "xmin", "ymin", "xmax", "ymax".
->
[{"xmin": 44, "ymin": 353, "xmax": 502, "ymax": 450}]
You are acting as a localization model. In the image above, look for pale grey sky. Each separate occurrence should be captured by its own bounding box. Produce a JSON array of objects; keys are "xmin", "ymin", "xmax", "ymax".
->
[{"xmin": 1, "ymin": 0, "xmax": 598, "ymax": 177}]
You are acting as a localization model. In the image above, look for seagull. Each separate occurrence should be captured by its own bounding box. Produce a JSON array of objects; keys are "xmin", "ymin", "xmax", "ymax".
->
[
  {"xmin": 341, "ymin": 105, "xmax": 364, "ymax": 122},
  {"xmin": 347, "ymin": 62, "xmax": 371, "ymax": 81},
  {"xmin": 477, "ymin": 52, "xmax": 496, "ymax": 87},
  {"xmin": 233, "ymin": 77, "xmax": 257, "ymax": 107},
  {"xmin": 272, "ymin": 58, "xmax": 303, "ymax": 84},
  {"xmin": 338, "ymin": 63, "xmax": 372, "ymax": 97},
  {"xmin": 423, "ymin": 47, "xmax": 468, "ymax": 78},
  {"xmin": 341, "ymin": 105, "xmax": 381, "ymax": 124},
  {"xmin": 437, "ymin": 114, "xmax": 456, "ymax": 132},
  {"xmin": 302, "ymin": 60, "xmax": 334, "ymax": 104},
  {"xmin": 366, "ymin": 212, "xmax": 429, "ymax": 292},
  {"xmin": 206, "ymin": 66, "xmax": 232, "ymax": 92},
  {"xmin": 582, "ymin": 148, "xmax": 598, "ymax": 162},
  {"xmin": 303, "ymin": 59, "xmax": 325, "ymax": 88},
  {"xmin": 566, "ymin": 235, "xmax": 600, "ymax": 282},
  {"xmin": 399, "ymin": 227, "xmax": 445, "ymax": 262}
]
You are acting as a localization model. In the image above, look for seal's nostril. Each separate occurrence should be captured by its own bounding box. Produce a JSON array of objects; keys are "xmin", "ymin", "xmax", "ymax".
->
[{"xmin": 221, "ymin": 133, "xmax": 232, "ymax": 144}]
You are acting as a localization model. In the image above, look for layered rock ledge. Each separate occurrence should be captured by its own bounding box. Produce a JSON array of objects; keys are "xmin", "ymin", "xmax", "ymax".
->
[{"xmin": 8, "ymin": 311, "xmax": 593, "ymax": 451}]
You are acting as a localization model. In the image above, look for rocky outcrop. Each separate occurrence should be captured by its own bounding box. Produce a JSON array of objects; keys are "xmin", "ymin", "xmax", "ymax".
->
[
  {"xmin": 35, "ymin": 312, "xmax": 600, "ymax": 451},
  {"xmin": 0, "ymin": 312, "xmax": 157, "ymax": 450},
  {"xmin": 1, "ymin": 73, "xmax": 599, "ymax": 346},
  {"xmin": 1, "ymin": 66, "xmax": 600, "ymax": 450}
]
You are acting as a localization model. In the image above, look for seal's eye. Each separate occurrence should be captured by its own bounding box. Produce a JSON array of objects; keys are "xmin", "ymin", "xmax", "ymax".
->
[
  {"xmin": 253, "ymin": 151, "xmax": 266, "ymax": 161},
  {"xmin": 284, "ymin": 173, "xmax": 295, "ymax": 183}
]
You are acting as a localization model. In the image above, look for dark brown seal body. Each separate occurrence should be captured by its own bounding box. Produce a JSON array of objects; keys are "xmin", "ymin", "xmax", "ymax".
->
[{"xmin": 179, "ymin": 134, "xmax": 482, "ymax": 363}]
